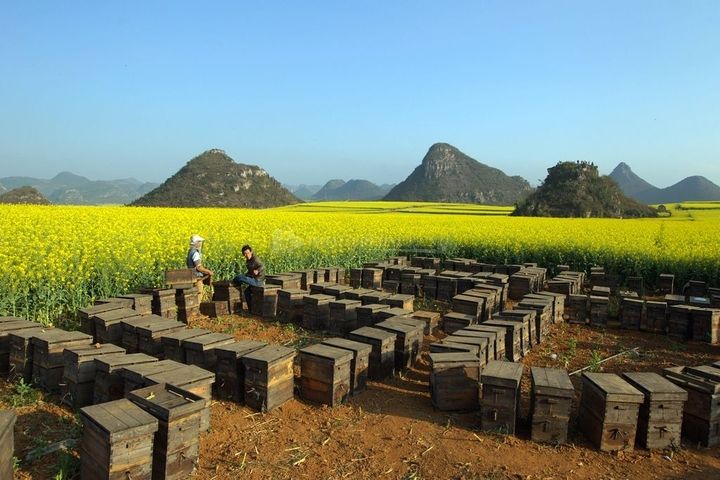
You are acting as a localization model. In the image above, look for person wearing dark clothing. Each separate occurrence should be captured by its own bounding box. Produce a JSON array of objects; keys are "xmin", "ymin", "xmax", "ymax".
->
[{"xmin": 233, "ymin": 245, "xmax": 265, "ymax": 310}]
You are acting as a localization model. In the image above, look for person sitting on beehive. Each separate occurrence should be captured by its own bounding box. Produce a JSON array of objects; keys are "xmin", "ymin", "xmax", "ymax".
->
[
  {"xmin": 233, "ymin": 244, "xmax": 265, "ymax": 311},
  {"xmin": 187, "ymin": 234, "xmax": 214, "ymax": 302}
]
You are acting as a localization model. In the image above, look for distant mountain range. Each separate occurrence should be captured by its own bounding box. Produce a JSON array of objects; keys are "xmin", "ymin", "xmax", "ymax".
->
[
  {"xmin": 0, "ymin": 172, "xmax": 158, "ymax": 205},
  {"xmin": 284, "ymin": 184, "xmax": 323, "ymax": 201},
  {"xmin": 609, "ymin": 163, "xmax": 720, "ymax": 204},
  {"xmin": 384, "ymin": 143, "xmax": 532, "ymax": 205},
  {"xmin": 131, "ymin": 149, "xmax": 299, "ymax": 208},
  {"xmin": 310, "ymin": 179, "xmax": 395, "ymax": 201}
]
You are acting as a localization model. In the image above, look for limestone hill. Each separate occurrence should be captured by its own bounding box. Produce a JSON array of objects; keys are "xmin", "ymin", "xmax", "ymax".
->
[{"xmin": 0, "ymin": 186, "xmax": 51, "ymax": 205}]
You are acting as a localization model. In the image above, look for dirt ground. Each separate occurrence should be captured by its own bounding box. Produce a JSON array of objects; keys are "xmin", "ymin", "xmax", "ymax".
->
[{"xmin": 5, "ymin": 310, "xmax": 720, "ymax": 480}]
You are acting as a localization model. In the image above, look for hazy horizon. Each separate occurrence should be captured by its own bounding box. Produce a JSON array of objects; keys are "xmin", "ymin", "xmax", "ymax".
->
[{"xmin": 1, "ymin": 2, "xmax": 718, "ymax": 187}]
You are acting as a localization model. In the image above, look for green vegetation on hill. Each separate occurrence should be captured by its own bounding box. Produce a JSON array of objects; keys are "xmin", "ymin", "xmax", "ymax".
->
[
  {"xmin": 0, "ymin": 186, "xmax": 50, "ymax": 205},
  {"xmin": 514, "ymin": 161, "xmax": 657, "ymax": 218}
]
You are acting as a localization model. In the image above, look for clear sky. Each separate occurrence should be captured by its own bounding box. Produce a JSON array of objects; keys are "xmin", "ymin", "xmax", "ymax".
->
[{"xmin": 1, "ymin": 1, "xmax": 718, "ymax": 187}]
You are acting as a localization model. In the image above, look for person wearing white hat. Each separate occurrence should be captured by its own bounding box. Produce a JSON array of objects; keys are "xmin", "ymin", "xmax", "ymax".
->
[{"xmin": 187, "ymin": 234, "xmax": 213, "ymax": 303}]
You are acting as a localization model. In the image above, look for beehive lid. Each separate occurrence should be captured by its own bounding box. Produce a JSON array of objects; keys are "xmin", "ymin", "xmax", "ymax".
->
[
  {"xmin": 0, "ymin": 316, "xmax": 24, "ymax": 323},
  {"xmin": 161, "ymin": 328, "xmax": 210, "ymax": 345},
  {"xmin": 64, "ymin": 343, "xmax": 126, "ymax": 362},
  {"xmin": 443, "ymin": 335, "xmax": 488, "ymax": 349},
  {"xmin": 92, "ymin": 308, "xmax": 141, "ymax": 325},
  {"xmin": 664, "ymin": 366, "xmax": 720, "ymax": 394},
  {"xmin": 357, "ymin": 304, "xmax": 389, "ymax": 312},
  {"xmin": 429, "ymin": 352, "xmax": 479, "ymax": 366},
  {"xmin": 531, "ymin": 367, "xmax": 574, "ymax": 398},
  {"xmin": 500, "ymin": 309, "xmax": 535, "ymax": 320},
  {"xmin": 78, "ymin": 303, "xmax": 125, "ymax": 317},
  {"xmin": 278, "ymin": 288, "xmax": 307, "ymax": 296},
  {"xmin": 136, "ymin": 320, "xmax": 186, "ymax": 336},
  {"xmin": 622, "ymin": 372, "xmax": 688, "ymax": 402},
  {"xmin": 30, "ymin": 329, "xmax": 92, "ymax": 347},
  {"xmin": 443, "ymin": 312, "xmax": 475, "ymax": 322},
  {"xmin": 686, "ymin": 365, "xmax": 720, "ymax": 383},
  {"xmin": 300, "ymin": 343, "xmax": 353, "ymax": 363},
  {"xmin": 145, "ymin": 364, "xmax": 215, "ymax": 388},
  {"xmin": 466, "ymin": 325, "xmax": 507, "ymax": 336},
  {"xmin": 330, "ymin": 299, "xmax": 362, "ymax": 307},
  {"xmin": 321, "ymin": 337, "xmax": 372, "ymax": 356},
  {"xmin": 375, "ymin": 320, "xmax": 417, "ymax": 335},
  {"xmin": 582, "ymin": 373, "xmax": 644, "ymax": 403},
  {"xmin": 80, "ymin": 398, "xmax": 158, "ymax": 442},
  {"xmin": 215, "ymin": 340, "xmax": 268, "ymax": 358},
  {"xmin": 412, "ymin": 311, "xmax": 440, "ymax": 321},
  {"xmin": 127, "ymin": 383, "xmax": 209, "ymax": 421},
  {"xmin": 0, "ymin": 320, "xmax": 41, "ymax": 333},
  {"xmin": 182, "ymin": 333, "xmax": 235, "ymax": 351},
  {"xmin": 122, "ymin": 359, "xmax": 185, "ymax": 382},
  {"xmin": 348, "ymin": 326, "xmax": 396, "ymax": 343},
  {"xmin": 121, "ymin": 315, "xmax": 159, "ymax": 330},
  {"xmin": 95, "ymin": 353, "xmax": 158, "ymax": 373},
  {"xmin": 481, "ymin": 360, "xmax": 523, "ymax": 388},
  {"xmin": 242, "ymin": 345, "xmax": 296, "ymax": 366},
  {"xmin": 303, "ymin": 294, "xmax": 334, "ymax": 304}
]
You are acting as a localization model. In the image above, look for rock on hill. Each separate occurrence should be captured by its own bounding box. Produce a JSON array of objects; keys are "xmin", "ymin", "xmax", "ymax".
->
[
  {"xmin": 131, "ymin": 149, "xmax": 300, "ymax": 208},
  {"xmin": 0, "ymin": 186, "xmax": 51, "ymax": 205},
  {"xmin": 609, "ymin": 163, "xmax": 720, "ymax": 204},
  {"xmin": 312, "ymin": 179, "xmax": 393, "ymax": 201},
  {"xmin": 383, "ymin": 143, "xmax": 532, "ymax": 205},
  {"xmin": 514, "ymin": 161, "xmax": 656, "ymax": 218}
]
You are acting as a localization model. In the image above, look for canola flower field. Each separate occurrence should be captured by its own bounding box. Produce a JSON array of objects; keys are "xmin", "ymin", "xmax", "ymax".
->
[{"xmin": 3, "ymin": 201, "xmax": 720, "ymax": 326}]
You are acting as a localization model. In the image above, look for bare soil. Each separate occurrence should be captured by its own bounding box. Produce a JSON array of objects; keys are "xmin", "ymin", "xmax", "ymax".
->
[{"xmin": 5, "ymin": 312, "xmax": 720, "ymax": 480}]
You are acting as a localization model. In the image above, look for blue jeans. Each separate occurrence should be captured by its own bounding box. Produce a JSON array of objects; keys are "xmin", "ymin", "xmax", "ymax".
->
[{"xmin": 233, "ymin": 275, "xmax": 263, "ymax": 310}]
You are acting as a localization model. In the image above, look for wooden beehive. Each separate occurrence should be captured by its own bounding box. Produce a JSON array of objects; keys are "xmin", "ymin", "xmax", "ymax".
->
[
  {"xmin": 243, "ymin": 345, "xmax": 296, "ymax": 412},
  {"xmin": 451, "ymin": 294, "xmax": 485, "ymax": 322},
  {"xmin": 325, "ymin": 284, "xmax": 353, "ymax": 298},
  {"xmin": 199, "ymin": 300, "xmax": 230, "ymax": 318},
  {"xmin": 480, "ymin": 361, "xmax": 524, "ymax": 434},
  {"xmin": 453, "ymin": 329, "xmax": 498, "ymax": 362},
  {"xmin": 249, "ymin": 284, "xmax": 280, "ymax": 318},
  {"xmin": 79, "ymin": 302, "xmax": 126, "ymax": 338},
  {"xmin": 94, "ymin": 353, "xmax": 158, "ymax": 404},
  {"xmin": 266, "ymin": 274, "xmax": 303, "ymax": 290},
  {"xmin": 299, "ymin": 344, "xmax": 353, "ymax": 406},
  {"xmin": 0, "ymin": 320, "xmax": 43, "ymax": 375},
  {"xmin": 31, "ymin": 329, "xmax": 93, "ymax": 392},
  {"xmin": 360, "ymin": 291, "xmax": 391, "ymax": 306},
  {"xmin": 141, "ymin": 287, "xmax": 178, "ymax": 319},
  {"xmin": 497, "ymin": 309, "xmax": 536, "ymax": 350},
  {"xmin": 361, "ymin": 268, "xmax": 383, "ymax": 289},
  {"xmin": 564, "ymin": 294, "xmax": 589, "ymax": 325},
  {"xmin": 0, "ymin": 410, "xmax": 15, "ymax": 480},
  {"xmin": 622, "ymin": 372, "xmax": 687, "ymax": 449},
  {"xmin": 644, "ymin": 301, "xmax": 668, "ymax": 333},
  {"xmin": 93, "ymin": 308, "xmax": 143, "ymax": 345},
  {"xmin": 7, "ymin": 327, "xmax": 44, "ymax": 381},
  {"xmin": 692, "ymin": 308, "xmax": 720, "ymax": 344},
  {"xmin": 183, "ymin": 333, "xmax": 235, "ymax": 371},
  {"xmin": 382, "ymin": 293, "xmax": 414, "ymax": 311},
  {"xmin": 348, "ymin": 327, "xmax": 396, "ymax": 380},
  {"xmin": 161, "ymin": 328, "xmax": 210, "ymax": 363},
  {"xmin": 517, "ymin": 299, "xmax": 552, "ymax": 344},
  {"xmin": 127, "ymin": 383, "xmax": 209, "ymax": 480},
  {"xmin": 121, "ymin": 315, "xmax": 162, "ymax": 353},
  {"xmin": 95, "ymin": 297, "xmax": 135, "ymax": 308},
  {"xmin": 349, "ymin": 268, "xmax": 363, "ymax": 288},
  {"xmin": 410, "ymin": 310, "xmax": 439, "ymax": 335},
  {"xmin": 79, "ymin": 399, "xmax": 159, "ymax": 480},
  {"xmin": 442, "ymin": 311, "xmax": 475, "ymax": 334},
  {"xmin": 373, "ymin": 307, "xmax": 412, "ymax": 323},
  {"xmin": 535, "ymin": 291, "xmax": 566, "ymax": 324},
  {"xmin": 212, "ymin": 281, "xmax": 243, "ymax": 314},
  {"xmin": 121, "ymin": 359, "xmax": 186, "ymax": 395},
  {"xmin": 530, "ymin": 367, "xmax": 574, "ymax": 444},
  {"xmin": 320, "ymin": 337, "xmax": 371, "ymax": 395},
  {"xmin": 620, "ymin": 298, "xmax": 644, "ymax": 330},
  {"xmin": 339, "ymin": 288, "xmax": 373, "ymax": 301},
  {"xmin": 465, "ymin": 324, "xmax": 507, "ymax": 361},
  {"xmin": 302, "ymin": 294, "xmax": 334, "ymax": 330},
  {"xmin": 483, "ymin": 319, "xmax": 521, "ymax": 361},
  {"xmin": 119, "ymin": 293, "xmax": 154, "ymax": 316},
  {"xmin": 429, "ymin": 352, "xmax": 480, "ymax": 411},
  {"xmin": 588, "ymin": 296, "xmax": 610, "ymax": 328},
  {"xmin": 355, "ymin": 303, "xmax": 389, "ymax": 328},
  {"xmin": 277, "ymin": 288, "xmax": 307, "ymax": 324},
  {"xmin": 329, "ymin": 299, "xmax": 361, "ymax": 336},
  {"xmin": 578, "ymin": 373, "xmax": 643, "ymax": 452},
  {"xmin": 668, "ymin": 304, "xmax": 696, "ymax": 339},
  {"xmin": 175, "ymin": 286, "xmax": 200, "ymax": 323},
  {"xmin": 215, "ymin": 340, "xmax": 268, "ymax": 402},
  {"xmin": 436, "ymin": 276, "xmax": 458, "ymax": 302},
  {"xmin": 400, "ymin": 273, "xmax": 421, "ymax": 296},
  {"xmin": 429, "ymin": 341, "xmax": 479, "ymax": 356},
  {"xmin": 443, "ymin": 335, "xmax": 489, "ymax": 366},
  {"xmin": 375, "ymin": 319, "xmax": 423, "ymax": 374},
  {"xmin": 658, "ymin": 273, "xmax": 674, "ymax": 294},
  {"xmin": 136, "ymin": 319, "xmax": 187, "ymax": 358},
  {"xmin": 664, "ymin": 365, "xmax": 720, "ymax": 447},
  {"xmin": 421, "ymin": 274, "xmax": 438, "ymax": 300},
  {"xmin": 62, "ymin": 343, "xmax": 126, "ymax": 409}
]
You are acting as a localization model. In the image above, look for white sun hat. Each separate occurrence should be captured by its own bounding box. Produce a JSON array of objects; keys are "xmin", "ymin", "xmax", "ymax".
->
[{"xmin": 190, "ymin": 234, "xmax": 205, "ymax": 244}]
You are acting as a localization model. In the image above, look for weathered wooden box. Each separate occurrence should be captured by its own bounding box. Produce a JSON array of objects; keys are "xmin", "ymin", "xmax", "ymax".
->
[
  {"xmin": 518, "ymin": 299, "xmax": 552, "ymax": 343},
  {"xmin": 465, "ymin": 325, "xmax": 506, "ymax": 361},
  {"xmin": 374, "ymin": 307, "xmax": 412, "ymax": 323},
  {"xmin": 355, "ymin": 303, "xmax": 389, "ymax": 328},
  {"xmin": 121, "ymin": 359, "xmax": 186, "ymax": 395},
  {"xmin": 422, "ymin": 274, "xmax": 438, "ymax": 300},
  {"xmin": 119, "ymin": 293, "xmax": 154, "ymax": 316},
  {"xmin": 299, "ymin": 344, "xmax": 352, "ymax": 406},
  {"xmin": 302, "ymin": 294, "xmax": 334, "ymax": 330},
  {"xmin": 214, "ymin": 340, "xmax": 267, "ymax": 402},
  {"xmin": 453, "ymin": 329, "xmax": 498, "ymax": 362},
  {"xmin": 530, "ymin": 367, "xmax": 574, "ymax": 444},
  {"xmin": 620, "ymin": 298, "xmax": 644, "ymax": 330},
  {"xmin": 429, "ymin": 352, "xmax": 480, "ymax": 411},
  {"xmin": 535, "ymin": 291, "xmax": 566, "ymax": 324},
  {"xmin": 136, "ymin": 320, "xmax": 186, "ymax": 358},
  {"xmin": 691, "ymin": 308, "xmax": 720, "ymax": 344},
  {"xmin": 496, "ymin": 309, "xmax": 536, "ymax": 350},
  {"xmin": 79, "ymin": 399, "xmax": 159, "ymax": 480},
  {"xmin": 375, "ymin": 319, "xmax": 423, "ymax": 374},
  {"xmin": 348, "ymin": 327, "xmax": 396, "ymax": 380},
  {"xmin": 644, "ymin": 301, "xmax": 668, "ymax": 333},
  {"xmin": 250, "ymin": 284, "xmax": 280, "ymax": 318},
  {"xmin": 7, "ymin": 327, "xmax": 44, "ymax": 382},
  {"xmin": 94, "ymin": 353, "xmax": 158, "ymax": 404},
  {"xmin": 127, "ymin": 383, "xmax": 209, "ymax": 480},
  {"xmin": 62, "ymin": 343, "xmax": 126, "ymax": 408},
  {"xmin": 664, "ymin": 365, "xmax": 720, "ymax": 447},
  {"xmin": 200, "ymin": 300, "xmax": 230, "ymax": 318},
  {"xmin": 361, "ymin": 268, "xmax": 384, "ymax": 290},
  {"xmin": 161, "ymin": 328, "xmax": 210, "ymax": 363},
  {"xmin": 267, "ymin": 274, "xmax": 303, "ymax": 290},
  {"xmin": 349, "ymin": 268, "xmax": 363, "ymax": 288},
  {"xmin": 243, "ymin": 345, "xmax": 296, "ymax": 412},
  {"xmin": 443, "ymin": 335, "xmax": 489, "ymax": 366},
  {"xmin": 325, "ymin": 284, "xmax": 352, "ymax": 298},
  {"xmin": 31, "ymin": 329, "xmax": 93, "ymax": 392},
  {"xmin": 339, "ymin": 288, "xmax": 374, "ymax": 301},
  {"xmin": 410, "ymin": 310, "xmax": 440, "ymax": 335},
  {"xmin": 0, "ymin": 320, "xmax": 43, "ymax": 375},
  {"xmin": 0, "ymin": 410, "xmax": 15, "ymax": 480},
  {"xmin": 141, "ymin": 287, "xmax": 178, "ymax": 319},
  {"xmin": 183, "ymin": 332, "xmax": 235, "ymax": 371},
  {"xmin": 578, "ymin": 373, "xmax": 643, "ymax": 452},
  {"xmin": 442, "ymin": 311, "xmax": 475, "ymax": 334},
  {"xmin": 622, "ymin": 372, "xmax": 687, "ymax": 449},
  {"xmin": 564, "ymin": 294, "xmax": 589, "ymax": 325},
  {"xmin": 659, "ymin": 273, "xmax": 675, "ymax": 294},
  {"xmin": 436, "ymin": 276, "xmax": 458, "ymax": 302},
  {"xmin": 360, "ymin": 291, "xmax": 391, "ymax": 305},
  {"xmin": 212, "ymin": 281, "xmax": 243, "ymax": 314},
  {"xmin": 451, "ymin": 294, "xmax": 485, "ymax": 322},
  {"xmin": 79, "ymin": 302, "xmax": 126, "ymax": 339},
  {"xmin": 480, "ymin": 361, "xmax": 524, "ymax": 434},
  {"xmin": 484, "ymin": 318, "xmax": 522, "ymax": 361},
  {"xmin": 93, "ymin": 308, "xmax": 143, "ymax": 345},
  {"xmin": 121, "ymin": 315, "xmax": 162, "ymax": 353},
  {"xmin": 588, "ymin": 296, "xmax": 610, "ymax": 328},
  {"xmin": 321, "ymin": 337, "xmax": 371, "ymax": 395},
  {"xmin": 668, "ymin": 304, "xmax": 695, "ymax": 339},
  {"xmin": 400, "ymin": 273, "xmax": 421, "ymax": 296},
  {"xmin": 383, "ymin": 294, "xmax": 414, "ymax": 311},
  {"xmin": 329, "ymin": 299, "xmax": 362, "ymax": 336},
  {"xmin": 277, "ymin": 288, "xmax": 307, "ymax": 324}
]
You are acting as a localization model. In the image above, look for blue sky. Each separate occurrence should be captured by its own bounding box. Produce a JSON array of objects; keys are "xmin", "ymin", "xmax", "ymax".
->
[{"xmin": 0, "ymin": 1, "xmax": 718, "ymax": 187}]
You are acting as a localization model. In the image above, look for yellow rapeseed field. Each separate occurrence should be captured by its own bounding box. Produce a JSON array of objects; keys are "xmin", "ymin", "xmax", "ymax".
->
[{"xmin": 3, "ymin": 201, "xmax": 719, "ymax": 325}]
